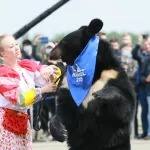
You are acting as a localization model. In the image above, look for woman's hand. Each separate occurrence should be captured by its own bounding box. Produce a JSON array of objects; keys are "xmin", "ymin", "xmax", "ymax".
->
[
  {"xmin": 40, "ymin": 65, "xmax": 59, "ymax": 83},
  {"xmin": 33, "ymin": 36, "xmax": 42, "ymax": 46},
  {"xmin": 138, "ymin": 35, "xmax": 143, "ymax": 45},
  {"xmin": 41, "ymin": 83, "xmax": 57, "ymax": 93}
]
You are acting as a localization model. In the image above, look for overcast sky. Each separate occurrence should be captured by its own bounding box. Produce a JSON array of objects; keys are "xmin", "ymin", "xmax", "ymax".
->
[{"xmin": 0, "ymin": 0, "xmax": 149, "ymax": 39}]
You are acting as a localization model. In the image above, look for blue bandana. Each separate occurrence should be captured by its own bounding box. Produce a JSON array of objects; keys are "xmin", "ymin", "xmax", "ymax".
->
[{"xmin": 67, "ymin": 35, "xmax": 100, "ymax": 106}]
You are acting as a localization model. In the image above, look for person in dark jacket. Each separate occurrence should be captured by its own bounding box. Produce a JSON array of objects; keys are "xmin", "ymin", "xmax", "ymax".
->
[
  {"xmin": 137, "ymin": 37, "xmax": 150, "ymax": 139},
  {"xmin": 139, "ymin": 37, "xmax": 150, "ymax": 140},
  {"xmin": 140, "ymin": 56, "xmax": 150, "ymax": 140},
  {"xmin": 132, "ymin": 36, "xmax": 149, "ymax": 139}
]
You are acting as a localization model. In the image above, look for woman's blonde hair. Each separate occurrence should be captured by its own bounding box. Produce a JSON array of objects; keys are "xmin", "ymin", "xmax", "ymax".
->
[{"xmin": 0, "ymin": 34, "xmax": 11, "ymax": 57}]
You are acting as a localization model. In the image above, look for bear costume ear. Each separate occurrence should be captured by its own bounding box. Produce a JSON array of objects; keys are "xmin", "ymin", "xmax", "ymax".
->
[{"xmin": 88, "ymin": 19, "xmax": 103, "ymax": 35}]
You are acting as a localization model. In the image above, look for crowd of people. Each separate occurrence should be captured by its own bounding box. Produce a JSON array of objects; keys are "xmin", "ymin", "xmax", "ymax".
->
[{"xmin": 0, "ymin": 33, "xmax": 150, "ymax": 145}]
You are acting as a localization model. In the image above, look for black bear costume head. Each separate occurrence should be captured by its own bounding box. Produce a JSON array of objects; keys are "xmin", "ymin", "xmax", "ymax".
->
[{"xmin": 51, "ymin": 19, "xmax": 120, "ymax": 81}]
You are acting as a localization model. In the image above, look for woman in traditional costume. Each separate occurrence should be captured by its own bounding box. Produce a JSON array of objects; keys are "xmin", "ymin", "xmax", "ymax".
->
[{"xmin": 0, "ymin": 34, "xmax": 59, "ymax": 150}]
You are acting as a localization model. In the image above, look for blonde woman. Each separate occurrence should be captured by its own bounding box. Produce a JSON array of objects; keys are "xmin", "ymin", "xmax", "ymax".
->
[{"xmin": 0, "ymin": 34, "xmax": 59, "ymax": 149}]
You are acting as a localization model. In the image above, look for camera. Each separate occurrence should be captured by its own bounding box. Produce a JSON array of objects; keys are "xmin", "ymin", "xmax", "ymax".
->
[
  {"xmin": 40, "ymin": 37, "xmax": 49, "ymax": 44},
  {"xmin": 142, "ymin": 34, "xmax": 149, "ymax": 39}
]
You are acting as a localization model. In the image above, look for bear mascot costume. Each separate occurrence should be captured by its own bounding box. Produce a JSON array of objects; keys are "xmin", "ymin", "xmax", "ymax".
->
[{"xmin": 49, "ymin": 18, "xmax": 136, "ymax": 150}]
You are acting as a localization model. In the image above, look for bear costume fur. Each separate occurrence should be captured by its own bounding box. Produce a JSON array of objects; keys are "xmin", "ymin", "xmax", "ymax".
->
[{"xmin": 50, "ymin": 19, "xmax": 136, "ymax": 150}]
